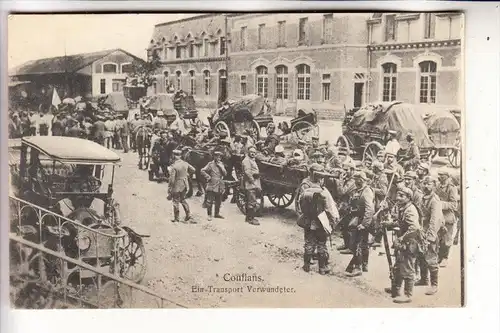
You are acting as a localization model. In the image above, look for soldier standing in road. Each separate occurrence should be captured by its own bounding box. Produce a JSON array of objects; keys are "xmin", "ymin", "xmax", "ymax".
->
[
  {"xmin": 370, "ymin": 161, "xmax": 389, "ymax": 248},
  {"xmin": 119, "ymin": 114, "xmax": 130, "ymax": 153},
  {"xmin": 168, "ymin": 150, "xmax": 196, "ymax": 223},
  {"xmin": 241, "ymin": 146, "xmax": 261, "ymax": 226},
  {"xmin": 416, "ymin": 176, "xmax": 444, "ymax": 296},
  {"xmin": 404, "ymin": 171, "xmax": 424, "ymax": 212},
  {"xmin": 436, "ymin": 169, "xmax": 459, "ymax": 267},
  {"xmin": 381, "ymin": 186, "xmax": 421, "ymax": 304},
  {"xmin": 91, "ymin": 115, "xmax": 107, "ymax": 145},
  {"xmin": 151, "ymin": 131, "xmax": 170, "ymax": 182},
  {"xmin": 345, "ymin": 171, "xmax": 375, "ymax": 276},
  {"xmin": 298, "ymin": 163, "xmax": 338, "ymax": 275},
  {"xmin": 200, "ymin": 151, "xmax": 227, "ymax": 221},
  {"xmin": 335, "ymin": 160, "xmax": 357, "ymax": 254},
  {"xmin": 129, "ymin": 113, "xmax": 141, "ymax": 152}
]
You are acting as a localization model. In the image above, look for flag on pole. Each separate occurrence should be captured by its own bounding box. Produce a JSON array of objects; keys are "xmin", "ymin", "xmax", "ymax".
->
[{"xmin": 51, "ymin": 88, "xmax": 61, "ymax": 108}]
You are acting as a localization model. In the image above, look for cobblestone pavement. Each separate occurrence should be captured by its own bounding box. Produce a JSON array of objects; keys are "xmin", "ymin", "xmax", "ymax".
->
[{"xmin": 112, "ymin": 147, "xmax": 462, "ymax": 308}]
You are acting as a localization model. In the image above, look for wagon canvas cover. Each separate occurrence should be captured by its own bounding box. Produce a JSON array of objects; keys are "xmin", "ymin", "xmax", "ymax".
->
[
  {"xmin": 102, "ymin": 92, "xmax": 129, "ymax": 112},
  {"xmin": 348, "ymin": 102, "xmax": 434, "ymax": 149},
  {"xmin": 146, "ymin": 93, "xmax": 176, "ymax": 116},
  {"xmin": 421, "ymin": 108, "xmax": 460, "ymax": 146}
]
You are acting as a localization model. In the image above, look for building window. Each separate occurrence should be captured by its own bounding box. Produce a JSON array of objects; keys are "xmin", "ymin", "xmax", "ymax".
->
[
  {"xmin": 203, "ymin": 39, "xmax": 208, "ymax": 57},
  {"xmin": 277, "ymin": 21, "xmax": 286, "ymax": 47},
  {"xmin": 102, "ymin": 63, "xmax": 117, "ymax": 73},
  {"xmin": 258, "ymin": 24, "xmax": 265, "ymax": 48},
  {"xmin": 189, "ymin": 43, "xmax": 194, "ymax": 58},
  {"xmin": 240, "ymin": 75, "xmax": 247, "ymax": 96},
  {"xmin": 176, "ymin": 70, "xmax": 182, "ymax": 90},
  {"xmin": 296, "ymin": 64, "xmax": 311, "ymax": 100},
  {"xmin": 322, "ymin": 14, "xmax": 333, "ymax": 43},
  {"xmin": 153, "ymin": 82, "xmax": 157, "ymax": 94},
  {"xmin": 240, "ymin": 26, "xmax": 247, "ymax": 50},
  {"xmin": 121, "ymin": 63, "xmax": 133, "ymax": 74},
  {"xmin": 382, "ymin": 63, "xmax": 397, "ymax": 101},
  {"xmin": 176, "ymin": 46, "xmax": 181, "ymax": 59},
  {"xmin": 189, "ymin": 70, "xmax": 196, "ymax": 95},
  {"xmin": 424, "ymin": 13, "xmax": 436, "ymax": 39},
  {"xmin": 100, "ymin": 79, "xmax": 106, "ymax": 94},
  {"xmin": 322, "ymin": 73, "xmax": 331, "ymax": 101},
  {"xmin": 275, "ymin": 65, "xmax": 288, "ymax": 100},
  {"xmin": 163, "ymin": 71, "xmax": 169, "ymax": 92},
  {"xmin": 419, "ymin": 61, "xmax": 437, "ymax": 103},
  {"xmin": 204, "ymin": 70, "xmax": 210, "ymax": 95},
  {"xmin": 299, "ymin": 17, "xmax": 308, "ymax": 43},
  {"xmin": 256, "ymin": 66, "xmax": 268, "ymax": 98},
  {"xmin": 220, "ymin": 37, "xmax": 226, "ymax": 55},
  {"xmin": 385, "ymin": 15, "xmax": 397, "ymax": 41}
]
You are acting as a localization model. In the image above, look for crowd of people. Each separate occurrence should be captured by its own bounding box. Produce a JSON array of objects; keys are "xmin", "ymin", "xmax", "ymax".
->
[{"xmin": 9, "ymin": 104, "xmax": 460, "ymax": 305}]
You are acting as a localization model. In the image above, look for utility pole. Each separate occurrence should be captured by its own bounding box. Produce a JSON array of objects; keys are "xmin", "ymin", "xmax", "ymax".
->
[{"xmin": 224, "ymin": 14, "xmax": 229, "ymax": 101}]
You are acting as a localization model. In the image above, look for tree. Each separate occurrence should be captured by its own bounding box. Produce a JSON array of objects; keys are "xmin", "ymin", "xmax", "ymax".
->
[{"xmin": 127, "ymin": 49, "xmax": 161, "ymax": 89}]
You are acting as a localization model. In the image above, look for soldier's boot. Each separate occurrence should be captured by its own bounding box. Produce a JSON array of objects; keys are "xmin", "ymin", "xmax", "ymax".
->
[
  {"xmin": 415, "ymin": 264, "xmax": 429, "ymax": 286},
  {"xmin": 171, "ymin": 207, "xmax": 180, "ymax": 223},
  {"xmin": 385, "ymin": 276, "xmax": 403, "ymax": 298},
  {"xmin": 394, "ymin": 279, "xmax": 413, "ymax": 304},
  {"xmin": 425, "ymin": 268, "xmax": 439, "ymax": 296},
  {"xmin": 318, "ymin": 254, "xmax": 331, "ymax": 275},
  {"xmin": 414, "ymin": 261, "xmax": 421, "ymax": 282},
  {"xmin": 362, "ymin": 249, "xmax": 369, "ymax": 272},
  {"xmin": 230, "ymin": 189, "xmax": 238, "ymax": 204},
  {"xmin": 207, "ymin": 206, "xmax": 213, "ymax": 221},
  {"xmin": 214, "ymin": 202, "xmax": 224, "ymax": 219},
  {"xmin": 181, "ymin": 203, "xmax": 192, "ymax": 222},
  {"xmin": 245, "ymin": 207, "xmax": 253, "ymax": 223},
  {"xmin": 302, "ymin": 254, "xmax": 312, "ymax": 273}
]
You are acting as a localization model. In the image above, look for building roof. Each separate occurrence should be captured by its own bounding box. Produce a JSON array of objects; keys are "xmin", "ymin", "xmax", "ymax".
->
[
  {"xmin": 22, "ymin": 136, "xmax": 121, "ymax": 164},
  {"xmin": 11, "ymin": 48, "xmax": 144, "ymax": 76}
]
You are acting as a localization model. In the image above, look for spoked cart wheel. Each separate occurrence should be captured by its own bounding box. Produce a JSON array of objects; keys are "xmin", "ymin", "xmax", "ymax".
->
[
  {"xmin": 447, "ymin": 147, "xmax": 461, "ymax": 168},
  {"xmin": 291, "ymin": 121, "xmax": 319, "ymax": 142},
  {"xmin": 336, "ymin": 135, "xmax": 351, "ymax": 152},
  {"xmin": 267, "ymin": 191, "xmax": 295, "ymax": 208},
  {"xmin": 362, "ymin": 141, "xmax": 384, "ymax": 163},
  {"xmin": 215, "ymin": 121, "xmax": 231, "ymax": 139},
  {"xmin": 118, "ymin": 231, "xmax": 147, "ymax": 284},
  {"xmin": 251, "ymin": 120, "xmax": 261, "ymax": 141}
]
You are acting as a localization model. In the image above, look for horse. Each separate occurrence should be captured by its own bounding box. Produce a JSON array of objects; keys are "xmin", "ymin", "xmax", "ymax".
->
[{"xmin": 135, "ymin": 126, "xmax": 153, "ymax": 170}]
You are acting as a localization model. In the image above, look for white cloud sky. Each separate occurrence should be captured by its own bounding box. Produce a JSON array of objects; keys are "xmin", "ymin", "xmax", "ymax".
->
[{"xmin": 8, "ymin": 14, "xmax": 197, "ymax": 69}]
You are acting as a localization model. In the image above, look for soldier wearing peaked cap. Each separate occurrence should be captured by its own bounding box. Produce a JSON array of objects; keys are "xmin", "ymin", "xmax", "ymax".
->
[
  {"xmin": 344, "ymin": 171, "xmax": 375, "ymax": 276},
  {"xmin": 370, "ymin": 160, "xmax": 390, "ymax": 248},
  {"xmin": 168, "ymin": 149, "xmax": 196, "ymax": 223},
  {"xmin": 416, "ymin": 162, "xmax": 431, "ymax": 188},
  {"xmin": 401, "ymin": 132, "xmax": 420, "ymax": 171},
  {"xmin": 381, "ymin": 186, "xmax": 422, "ymax": 304},
  {"xmin": 200, "ymin": 151, "xmax": 227, "ymax": 221},
  {"xmin": 436, "ymin": 169, "xmax": 459, "ymax": 268},
  {"xmin": 335, "ymin": 160, "xmax": 357, "ymax": 253}
]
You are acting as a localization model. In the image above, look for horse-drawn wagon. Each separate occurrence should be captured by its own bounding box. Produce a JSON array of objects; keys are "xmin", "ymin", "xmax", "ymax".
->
[
  {"xmin": 9, "ymin": 136, "xmax": 148, "ymax": 307},
  {"xmin": 277, "ymin": 108, "xmax": 320, "ymax": 142},
  {"xmin": 337, "ymin": 101, "xmax": 435, "ymax": 164},
  {"xmin": 208, "ymin": 94, "xmax": 274, "ymax": 141}
]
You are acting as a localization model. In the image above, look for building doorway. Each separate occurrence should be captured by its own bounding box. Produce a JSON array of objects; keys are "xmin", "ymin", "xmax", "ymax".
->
[
  {"xmin": 353, "ymin": 82, "xmax": 364, "ymax": 108},
  {"xmin": 218, "ymin": 69, "xmax": 227, "ymax": 104}
]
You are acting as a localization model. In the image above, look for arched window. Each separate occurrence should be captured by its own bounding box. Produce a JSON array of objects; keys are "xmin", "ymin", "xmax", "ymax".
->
[
  {"xmin": 275, "ymin": 65, "xmax": 288, "ymax": 100},
  {"xmin": 204, "ymin": 70, "xmax": 210, "ymax": 95},
  {"xmin": 189, "ymin": 70, "xmax": 196, "ymax": 95},
  {"xmin": 175, "ymin": 70, "xmax": 182, "ymax": 90},
  {"xmin": 102, "ymin": 63, "xmax": 118, "ymax": 74},
  {"xmin": 256, "ymin": 66, "xmax": 269, "ymax": 98},
  {"xmin": 296, "ymin": 64, "xmax": 311, "ymax": 100},
  {"xmin": 382, "ymin": 63, "xmax": 397, "ymax": 101},
  {"xmin": 419, "ymin": 61, "xmax": 437, "ymax": 103},
  {"xmin": 121, "ymin": 63, "xmax": 133, "ymax": 74},
  {"xmin": 164, "ymin": 71, "xmax": 170, "ymax": 92}
]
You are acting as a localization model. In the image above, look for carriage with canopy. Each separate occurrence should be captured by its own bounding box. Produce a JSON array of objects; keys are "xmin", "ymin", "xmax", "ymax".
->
[
  {"xmin": 208, "ymin": 94, "xmax": 274, "ymax": 140},
  {"xmin": 337, "ymin": 101, "xmax": 436, "ymax": 164},
  {"xmin": 9, "ymin": 137, "xmax": 148, "ymax": 305}
]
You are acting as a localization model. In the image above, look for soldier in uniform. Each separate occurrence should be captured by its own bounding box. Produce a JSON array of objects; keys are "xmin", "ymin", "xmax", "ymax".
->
[
  {"xmin": 287, "ymin": 149, "xmax": 306, "ymax": 168},
  {"xmin": 401, "ymin": 133, "xmax": 420, "ymax": 171},
  {"xmin": 416, "ymin": 162, "xmax": 431, "ymax": 188},
  {"xmin": 345, "ymin": 171, "xmax": 375, "ymax": 276},
  {"xmin": 335, "ymin": 160, "xmax": 357, "ymax": 253},
  {"xmin": 200, "ymin": 151, "xmax": 227, "ymax": 221},
  {"xmin": 269, "ymin": 145, "xmax": 287, "ymax": 166},
  {"xmin": 298, "ymin": 163, "xmax": 339, "ymax": 275},
  {"xmin": 370, "ymin": 161, "xmax": 389, "ymax": 248},
  {"xmin": 381, "ymin": 186, "xmax": 422, "ymax": 304},
  {"xmin": 151, "ymin": 131, "xmax": 170, "ymax": 182},
  {"xmin": 385, "ymin": 152, "xmax": 405, "ymax": 180},
  {"xmin": 404, "ymin": 171, "xmax": 424, "ymax": 212},
  {"xmin": 416, "ymin": 176, "xmax": 444, "ymax": 296},
  {"xmin": 436, "ymin": 169, "xmax": 459, "ymax": 267},
  {"xmin": 241, "ymin": 146, "xmax": 261, "ymax": 226},
  {"xmin": 385, "ymin": 130, "xmax": 401, "ymax": 157},
  {"xmin": 129, "ymin": 113, "xmax": 141, "ymax": 152},
  {"xmin": 168, "ymin": 150, "xmax": 196, "ymax": 223},
  {"xmin": 376, "ymin": 150, "xmax": 386, "ymax": 164},
  {"xmin": 306, "ymin": 136, "xmax": 322, "ymax": 160},
  {"xmin": 263, "ymin": 123, "xmax": 280, "ymax": 155}
]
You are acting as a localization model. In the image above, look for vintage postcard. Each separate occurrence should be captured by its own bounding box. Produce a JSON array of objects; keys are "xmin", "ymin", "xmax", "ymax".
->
[{"xmin": 7, "ymin": 12, "xmax": 464, "ymax": 309}]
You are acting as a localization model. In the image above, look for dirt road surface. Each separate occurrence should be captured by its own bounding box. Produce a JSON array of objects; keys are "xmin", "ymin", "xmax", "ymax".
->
[{"xmin": 112, "ymin": 145, "xmax": 462, "ymax": 308}]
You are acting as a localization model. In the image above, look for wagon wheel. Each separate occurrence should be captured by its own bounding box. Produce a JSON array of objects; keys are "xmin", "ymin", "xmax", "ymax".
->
[
  {"xmin": 291, "ymin": 121, "xmax": 319, "ymax": 142},
  {"xmin": 363, "ymin": 141, "xmax": 384, "ymax": 163},
  {"xmin": 215, "ymin": 121, "xmax": 231, "ymax": 139},
  {"xmin": 251, "ymin": 120, "xmax": 261, "ymax": 141},
  {"xmin": 235, "ymin": 189, "xmax": 264, "ymax": 217},
  {"xmin": 119, "ymin": 233, "xmax": 147, "ymax": 284},
  {"xmin": 268, "ymin": 191, "xmax": 295, "ymax": 208},
  {"xmin": 448, "ymin": 147, "xmax": 461, "ymax": 168},
  {"xmin": 336, "ymin": 135, "xmax": 351, "ymax": 153}
]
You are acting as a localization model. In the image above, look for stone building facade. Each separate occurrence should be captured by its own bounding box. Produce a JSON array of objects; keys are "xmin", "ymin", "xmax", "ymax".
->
[{"xmin": 148, "ymin": 12, "xmax": 463, "ymax": 116}]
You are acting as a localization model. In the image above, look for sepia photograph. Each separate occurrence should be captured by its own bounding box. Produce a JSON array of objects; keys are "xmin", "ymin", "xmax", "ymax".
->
[{"xmin": 7, "ymin": 12, "xmax": 464, "ymax": 309}]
